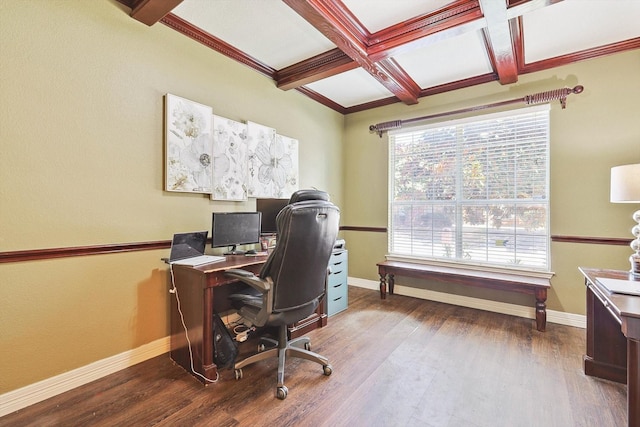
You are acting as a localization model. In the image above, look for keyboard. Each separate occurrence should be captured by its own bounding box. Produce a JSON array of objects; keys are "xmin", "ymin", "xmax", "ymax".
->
[{"xmin": 171, "ymin": 255, "xmax": 226, "ymax": 266}]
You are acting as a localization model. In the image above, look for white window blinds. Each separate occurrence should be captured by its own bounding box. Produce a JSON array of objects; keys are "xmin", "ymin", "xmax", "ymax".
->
[{"xmin": 388, "ymin": 105, "xmax": 550, "ymax": 270}]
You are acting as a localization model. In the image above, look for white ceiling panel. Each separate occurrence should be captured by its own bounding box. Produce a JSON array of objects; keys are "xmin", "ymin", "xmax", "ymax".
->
[
  {"xmin": 305, "ymin": 68, "xmax": 393, "ymax": 107},
  {"xmin": 173, "ymin": 0, "xmax": 337, "ymax": 69},
  {"xmin": 394, "ymin": 30, "xmax": 493, "ymax": 89},
  {"xmin": 342, "ymin": 0, "xmax": 452, "ymax": 33},
  {"xmin": 523, "ymin": 0, "xmax": 640, "ymax": 63}
]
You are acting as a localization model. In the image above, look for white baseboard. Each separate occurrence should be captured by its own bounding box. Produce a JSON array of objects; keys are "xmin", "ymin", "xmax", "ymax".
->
[
  {"xmin": 348, "ymin": 277, "xmax": 586, "ymax": 329},
  {"xmin": 0, "ymin": 337, "xmax": 170, "ymax": 417}
]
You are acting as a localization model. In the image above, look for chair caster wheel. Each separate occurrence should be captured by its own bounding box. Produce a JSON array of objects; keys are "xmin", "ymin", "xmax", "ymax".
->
[
  {"xmin": 304, "ymin": 342, "xmax": 311, "ymax": 351},
  {"xmin": 323, "ymin": 364, "xmax": 332, "ymax": 376},
  {"xmin": 258, "ymin": 343, "xmax": 265, "ymax": 352},
  {"xmin": 234, "ymin": 369, "xmax": 243, "ymax": 380},
  {"xmin": 276, "ymin": 385, "xmax": 288, "ymax": 400}
]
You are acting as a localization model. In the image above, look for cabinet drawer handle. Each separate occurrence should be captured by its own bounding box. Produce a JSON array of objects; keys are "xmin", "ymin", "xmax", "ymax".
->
[
  {"xmin": 332, "ymin": 270, "xmax": 343, "ymax": 275},
  {"xmin": 332, "ymin": 283, "xmax": 343, "ymax": 288},
  {"xmin": 333, "ymin": 261, "xmax": 343, "ymax": 266},
  {"xmin": 333, "ymin": 296, "xmax": 342, "ymax": 302}
]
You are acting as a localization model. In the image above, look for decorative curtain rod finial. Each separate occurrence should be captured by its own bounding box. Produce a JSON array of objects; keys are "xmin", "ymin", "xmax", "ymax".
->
[
  {"xmin": 563, "ymin": 85, "xmax": 584, "ymax": 108},
  {"xmin": 524, "ymin": 85, "xmax": 584, "ymax": 109}
]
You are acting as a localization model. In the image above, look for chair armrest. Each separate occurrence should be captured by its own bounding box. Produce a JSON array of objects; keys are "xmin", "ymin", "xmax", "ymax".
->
[
  {"xmin": 225, "ymin": 269, "xmax": 271, "ymax": 292},
  {"xmin": 225, "ymin": 268, "xmax": 256, "ymax": 278}
]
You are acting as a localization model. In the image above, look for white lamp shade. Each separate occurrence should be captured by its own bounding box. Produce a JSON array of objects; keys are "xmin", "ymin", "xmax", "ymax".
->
[{"xmin": 610, "ymin": 163, "xmax": 640, "ymax": 203}]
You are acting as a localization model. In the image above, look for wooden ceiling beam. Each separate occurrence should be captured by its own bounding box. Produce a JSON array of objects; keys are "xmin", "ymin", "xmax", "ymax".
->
[
  {"xmin": 283, "ymin": 0, "xmax": 420, "ymax": 105},
  {"xmin": 276, "ymin": 49, "xmax": 358, "ymax": 90},
  {"xmin": 278, "ymin": 1, "xmax": 485, "ymax": 94},
  {"xmin": 129, "ymin": 0, "xmax": 183, "ymax": 26},
  {"xmin": 279, "ymin": 1, "xmax": 484, "ymax": 95},
  {"xmin": 276, "ymin": 0, "xmax": 566, "ymax": 94},
  {"xmin": 367, "ymin": 1, "xmax": 484, "ymax": 61},
  {"xmin": 479, "ymin": 0, "xmax": 518, "ymax": 84}
]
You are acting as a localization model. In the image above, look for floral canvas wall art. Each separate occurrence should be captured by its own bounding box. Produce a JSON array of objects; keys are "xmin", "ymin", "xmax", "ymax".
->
[
  {"xmin": 246, "ymin": 122, "xmax": 299, "ymax": 198},
  {"xmin": 165, "ymin": 94, "xmax": 214, "ymax": 193},
  {"xmin": 211, "ymin": 115, "xmax": 248, "ymax": 201},
  {"xmin": 274, "ymin": 133, "xmax": 299, "ymax": 197}
]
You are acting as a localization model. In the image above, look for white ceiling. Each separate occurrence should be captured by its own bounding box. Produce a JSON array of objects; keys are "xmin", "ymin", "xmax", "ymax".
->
[
  {"xmin": 167, "ymin": 0, "xmax": 640, "ymax": 111},
  {"xmin": 522, "ymin": 1, "xmax": 640, "ymax": 62}
]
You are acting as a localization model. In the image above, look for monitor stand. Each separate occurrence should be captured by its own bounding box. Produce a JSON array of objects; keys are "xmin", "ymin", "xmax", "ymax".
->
[{"xmin": 224, "ymin": 245, "xmax": 245, "ymax": 255}]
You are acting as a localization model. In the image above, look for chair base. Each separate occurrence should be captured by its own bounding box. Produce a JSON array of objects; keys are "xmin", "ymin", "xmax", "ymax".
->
[{"xmin": 234, "ymin": 325, "xmax": 332, "ymax": 399}]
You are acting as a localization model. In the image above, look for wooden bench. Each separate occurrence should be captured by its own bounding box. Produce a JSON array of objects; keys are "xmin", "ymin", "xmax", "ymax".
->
[{"xmin": 377, "ymin": 260, "xmax": 551, "ymax": 331}]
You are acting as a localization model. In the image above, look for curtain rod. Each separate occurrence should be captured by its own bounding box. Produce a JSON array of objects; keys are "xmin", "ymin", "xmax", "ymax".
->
[{"xmin": 369, "ymin": 85, "xmax": 584, "ymax": 137}]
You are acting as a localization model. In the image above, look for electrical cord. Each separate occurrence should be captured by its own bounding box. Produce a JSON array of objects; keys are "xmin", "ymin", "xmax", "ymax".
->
[
  {"xmin": 169, "ymin": 265, "xmax": 219, "ymax": 384},
  {"xmin": 233, "ymin": 324, "xmax": 250, "ymax": 334}
]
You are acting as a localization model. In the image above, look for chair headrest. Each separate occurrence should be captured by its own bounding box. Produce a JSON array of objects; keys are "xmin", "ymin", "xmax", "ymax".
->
[{"xmin": 288, "ymin": 189, "xmax": 330, "ymax": 204}]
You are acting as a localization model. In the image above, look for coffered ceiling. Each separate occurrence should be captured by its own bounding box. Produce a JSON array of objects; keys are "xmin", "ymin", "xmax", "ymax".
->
[{"xmin": 123, "ymin": 0, "xmax": 640, "ymax": 114}]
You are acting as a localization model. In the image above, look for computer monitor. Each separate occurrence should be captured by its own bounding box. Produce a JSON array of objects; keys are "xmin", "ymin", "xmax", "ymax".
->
[
  {"xmin": 211, "ymin": 212, "xmax": 262, "ymax": 255},
  {"xmin": 256, "ymin": 198, "xmax": 289, "ymax": 234}
]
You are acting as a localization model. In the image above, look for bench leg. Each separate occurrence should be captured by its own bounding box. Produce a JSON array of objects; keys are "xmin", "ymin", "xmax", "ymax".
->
[
  {"xmin": 535, "ymin": 288, "xmax": 547, "ymax": 332},
  {"xmin": 378, "ymin": 272, "xmax": 387, "ymax": 299},
  {"xmin": 388, "ymin": 274, "xmax": 395, "ymax": 295}
]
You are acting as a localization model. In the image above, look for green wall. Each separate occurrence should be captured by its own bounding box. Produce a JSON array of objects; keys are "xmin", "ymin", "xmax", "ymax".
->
[
  {"xmin": 0, "ymin": 0, "xmax": 343, "ymax": 393},
  {"xmin": 343, "ymin": 50, "xmax": 640, "ymax": 315}
]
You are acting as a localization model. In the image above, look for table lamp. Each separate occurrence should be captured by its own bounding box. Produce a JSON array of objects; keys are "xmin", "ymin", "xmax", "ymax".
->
[{"xmin": 610, "ymin": 163, "xmax": 640, "ymax": 277}]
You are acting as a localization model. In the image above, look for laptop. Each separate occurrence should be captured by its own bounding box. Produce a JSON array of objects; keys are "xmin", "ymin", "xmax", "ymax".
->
[
  {"xmin": 169, "ymin": 231, "xmax": 225, "ymax": 266},
  {"xmin": 596, "ymin": 277, "xmax": 640, "ymax": 297}
]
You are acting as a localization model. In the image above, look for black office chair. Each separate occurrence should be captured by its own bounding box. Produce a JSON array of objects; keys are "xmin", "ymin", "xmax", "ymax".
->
[{"xmin": 225, "ymin": 189, "xmax": 340, "ymax": 399}]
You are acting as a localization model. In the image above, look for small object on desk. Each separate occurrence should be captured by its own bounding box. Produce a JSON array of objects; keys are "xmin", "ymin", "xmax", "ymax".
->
[
  {"xmin": 245, "ymin": 249, "xmax": 257, "ymax": 255},
  {"xmin": 171, "ymin": 255, "xmax": 226, "ymax": 266},
  {"xmin": 596, "ymin": 277, "xmax": 640, "ymax": 296},
  {"xmin": 245, "ymin": 251, "xmax": 268, "ymax": 256}
]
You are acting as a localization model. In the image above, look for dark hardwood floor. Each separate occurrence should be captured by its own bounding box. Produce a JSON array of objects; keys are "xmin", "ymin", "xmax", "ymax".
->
[{"xmin": 1, "ymin": 287, "xmax": 627, "ymax": 427}]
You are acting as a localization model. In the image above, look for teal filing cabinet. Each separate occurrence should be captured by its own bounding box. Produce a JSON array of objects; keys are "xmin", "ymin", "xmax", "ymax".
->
[{"xmin": 327, "ymin": 248, "xmax": 348, "ymax": 316}]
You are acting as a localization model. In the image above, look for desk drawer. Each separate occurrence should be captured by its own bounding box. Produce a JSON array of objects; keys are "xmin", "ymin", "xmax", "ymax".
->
[
  {"xmin": 328, "ymin": 278, "xmax": 346, "ymax": 298},
  {"xmin": 328, "ymin": 268, "xmax": 346, "ymax": 286},
  {"xmin": 327, "ymin": 292, "xmax": 347, "ymax": 316},
  {"xmin": 327, "ymin": 277, "xmax": 347, "ymax": 316},
  {"xmin": 329, "ymin": 249, "xmax": 347, "ymax": 267}
]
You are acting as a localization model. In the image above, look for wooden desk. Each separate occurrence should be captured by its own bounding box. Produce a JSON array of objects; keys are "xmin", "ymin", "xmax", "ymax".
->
[
  {"xmin": 169, "ymin": 255, "xmax": 266, "ymax": 383},
  {"xmin": 169, "ymin": 255, "xmax": 328, "ymax": 384},
  {"xmin": 580, "ymin": 267, "xmax": 640, "ymax": 427},
  {"xmin": 377, "ymin": 260, "xmax": 550, "ymax": 331}
]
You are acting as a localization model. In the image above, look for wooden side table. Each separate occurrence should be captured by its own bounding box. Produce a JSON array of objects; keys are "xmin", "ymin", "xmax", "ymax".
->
[{"xmin": 579, "ymin": 267, "xmax": 640, "ymax": 427}]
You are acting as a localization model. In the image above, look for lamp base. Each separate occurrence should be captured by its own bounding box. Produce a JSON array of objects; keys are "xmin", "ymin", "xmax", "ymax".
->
[
  {"xmin": 630, "ymin": 253, "xmax": 640, "ymax": 279},
  {"xmin": 629, "ymin": 209, "xmax": 640, "ymax": 278}
]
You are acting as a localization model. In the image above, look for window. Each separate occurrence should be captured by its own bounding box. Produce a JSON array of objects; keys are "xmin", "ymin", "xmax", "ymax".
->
[{"xmin": 388, "ymin": 105, "xmax": 550, "ymax": 271}]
